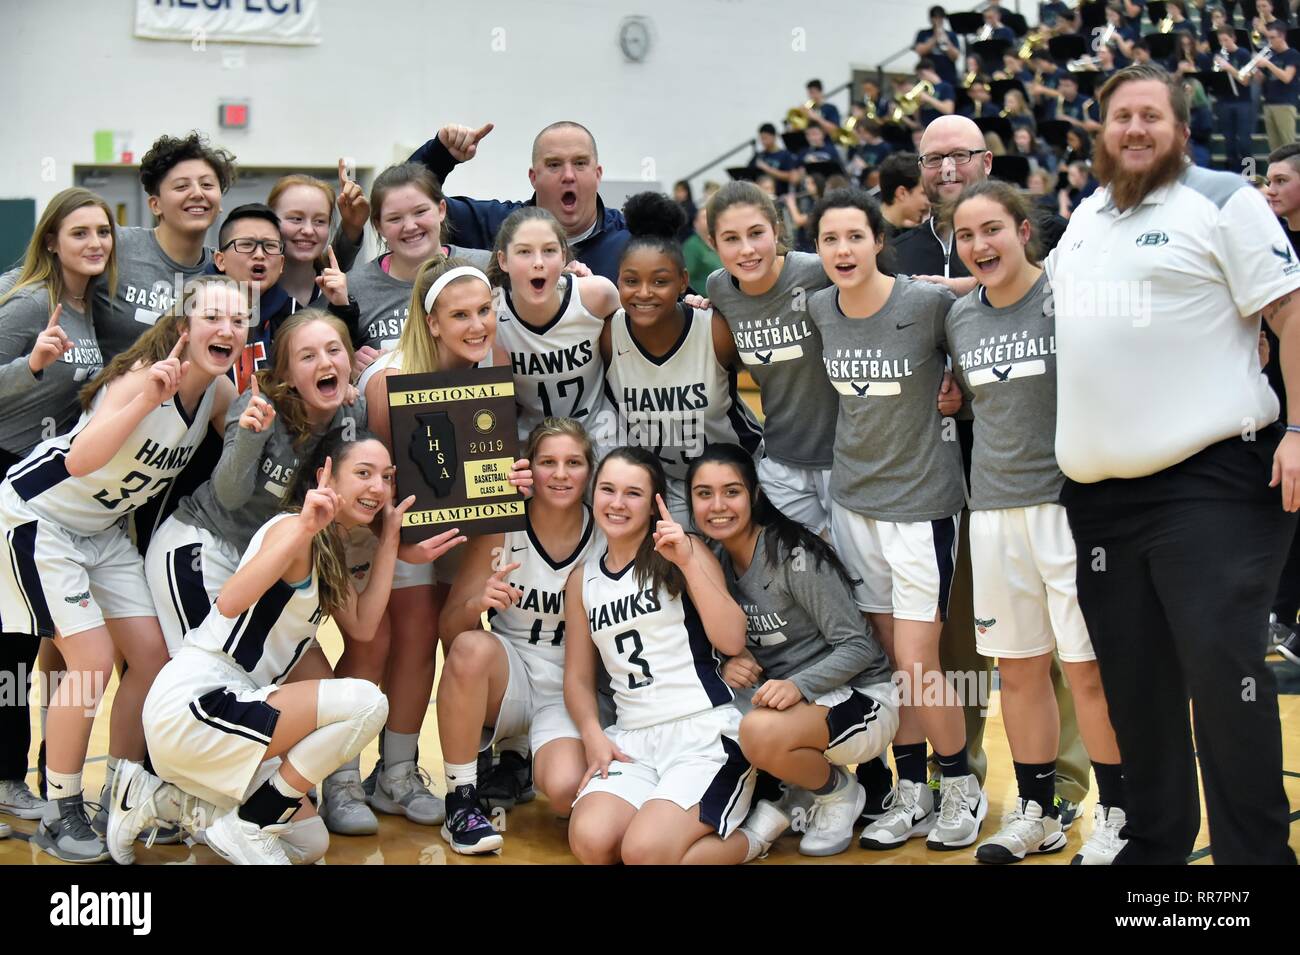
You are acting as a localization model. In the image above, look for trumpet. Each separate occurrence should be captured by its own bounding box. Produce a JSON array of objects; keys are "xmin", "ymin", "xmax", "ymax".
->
[
  {"xmin": 1067, "ymin": 55, "xmax": 1103, "ymax": 71},
  {"xmin": 1240, "ymin": 47, "xmax": 1274, "ymax": 79},
  {"xmin": 785, "ymin": 99, "xmax": 816, "ymax": 130},
  {"xmin": 963, "ymin": 70, "xmax": 979, "ymax": 88},
  {"xmin": 864, "ymin": 98, "xmax": 878, "ymax": 121},
  {"xmin": 976, "ymin": 23, "xmax": 994, "ymax": 41},
  {"xmin": 889, "ymin": 81, "xmax": 935, "ymax": 123},
  {"xmin": 832, "ymin": 116, "xmax": 859, "ymax": 148},
  {"xmin": 1019, "ymin": 28, "xmax": 1047, "ymax": 60}
]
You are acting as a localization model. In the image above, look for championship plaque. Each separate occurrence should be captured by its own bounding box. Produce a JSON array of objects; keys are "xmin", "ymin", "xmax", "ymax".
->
[{"xmin": 386, "ymin": 365, "xmax": 526, "ymax": 544}]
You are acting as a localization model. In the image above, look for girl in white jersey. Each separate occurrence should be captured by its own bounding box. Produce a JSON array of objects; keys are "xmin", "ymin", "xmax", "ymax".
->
[
  {"xmin": 436, "ymin": 418, "xmax": 601, "ymax": 854},
  {"xmin": 488, "ymin": 207, "xmax": 620, "ymax": 450},
  {"xmin": 361, "ymin": 257, "xmax": 531, "ymax": 829},
  {"xmin": 602, "ymin": 194, "xmax": 763, "ymax": 526},
  {"xmin": 108, "ymin": 431, "xmax": 457, "ymax": 864},
  {"xmin": 564, "ymin": 446, "xmax": 755, "ymax": 865},
  {"xmin": 0, "ymin": 275, "xmax": 246, "ymax": 862}
]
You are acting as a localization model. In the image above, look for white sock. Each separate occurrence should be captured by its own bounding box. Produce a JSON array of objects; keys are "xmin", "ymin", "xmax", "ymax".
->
[
  {"xmin": 102, "ymin": 757, "xmax": 118, "ymax": 795},
  {"xmin": 383, "ymin": 730, "xmax": 418, "ymax": 768},
  {"xmin": 741, "ymin": 827, "xmax": 769, "ymax": 863},
  {"xmin": 445, "ymin": 760, "xmax": 477, "ymax": 793},
  {"xmin": 46, "ymin": 769, "xmax": 82, "ymax": 800},
  {"xmin": 272, "ymin": 770, "xmax": 307, "ymax": 800}
]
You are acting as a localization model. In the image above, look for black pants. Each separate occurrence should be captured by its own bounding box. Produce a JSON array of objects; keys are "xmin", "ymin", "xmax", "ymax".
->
[
  {"xmin": 1062, "ymin": 431, "xmax": 1296, "ymax": 864},
  {"xmin": 0, "ymin": 447, "xmax": 38, "ymax": 783}
]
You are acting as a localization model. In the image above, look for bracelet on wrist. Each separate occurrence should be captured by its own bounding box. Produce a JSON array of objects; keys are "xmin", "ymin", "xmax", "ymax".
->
[{"xmin": 1287, "ymin": 424, "xmax": 1300, "ymax": 434}]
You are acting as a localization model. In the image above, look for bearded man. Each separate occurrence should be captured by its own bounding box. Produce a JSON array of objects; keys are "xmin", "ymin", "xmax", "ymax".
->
[{"xmin": 1048, "ymin": 63, "xmax": 1300, "ymax": 865}]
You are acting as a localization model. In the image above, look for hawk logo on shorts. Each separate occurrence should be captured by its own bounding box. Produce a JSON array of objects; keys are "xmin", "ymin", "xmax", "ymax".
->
[
  {"xmin": 975, "ymin": 616, "xmax": 996, "ymax": 634},
  {"xmin": 1135, "ymin": 231, "xmax": 1168, "ymax": 247},
  {"xmin": 350, "ymin": 562, "xmax": 371, "ymax": 580},
  {"xmin": 65, "ymin": 590, "xmax": 91, "ymax": 609}
]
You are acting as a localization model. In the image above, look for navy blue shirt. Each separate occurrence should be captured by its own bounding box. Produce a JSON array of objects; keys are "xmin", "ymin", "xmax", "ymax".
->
[
  {"xmin": 854, "ymin": 140, "xmax": 895, "ymax": 168},
  {"xmin": 750, "ymin": 148, "xmax": 800, "ymax": 193},
  {"xmin": 915, "ymin": 28, "xmax": 962, "ymax": 85},
  {"xmin": 1264, "ymin": 47, "xmax": 1300, "ymax": 106},
  {"xmin": 920, "ymin": 81, "xmax": 956, "ymax": 127},
  {"xmin": 1215, "ymin": 47, "xmax": 1253, "ymax": 102},
  {"xmin": 409, "ymin": 137, "xmax": 630, "ymax": 283},
  {"xmin": 813, "ymin": 102, "xmax": 842, "ymax": 127}
]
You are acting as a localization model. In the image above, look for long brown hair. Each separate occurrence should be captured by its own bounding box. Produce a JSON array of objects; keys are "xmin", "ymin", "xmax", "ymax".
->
[
  {"xmin": 594, "ymin": 447, "xmax": 684, "ymax": 598},
  {"xmin": 267, "ymin": 174, "xmax": 337, "ymax": 271},
  {"xmin": 705, "ymin": 181, "xmax": 790, "ymax": 254},
  {"xmin": 288, "ymin": 427, "xmax": 386, "ymax": 620},
  {"xmin": 369, "ymin": 163, "xmax": 449, "ymax": 246},
  {"xmin": 79, "ymin": 274, "xmax": 245, "ymax": 409},
  {"xmin": 256, "ymin": 310, "xmax": 355, "ymax": 449},
  {"xmin": 1, "ymin": 188, "xmax": 118, "ymax": 310}
]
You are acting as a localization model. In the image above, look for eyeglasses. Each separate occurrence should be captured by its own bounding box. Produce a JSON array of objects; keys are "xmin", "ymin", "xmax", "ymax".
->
[
  {"xmin": 220, "ymin": 237, "xmax": 285, "ymax": 255},
  {"xmin": 918, "ymin": 149, "xmax": 989, "ymax": 169}
]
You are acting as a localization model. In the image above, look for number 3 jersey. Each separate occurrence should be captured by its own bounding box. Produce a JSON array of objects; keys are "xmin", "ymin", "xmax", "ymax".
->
[
  {"xmin": 496, "ymin": 274, "xmax": 612, "ymax": 444},
  {"xmin": 486, "ymin": 503, "xmax": 601, "ymax": 668},
  {"xmin": 3, "ymin": 379, "xmax": 216, "ymax": 535},
  {"xmin": 581, "ymin": 550, "xmax": 733, "ymax": 730},
  {"xmin": 603, "ymin": 304, "xmax": 763, "ymax": 481}
]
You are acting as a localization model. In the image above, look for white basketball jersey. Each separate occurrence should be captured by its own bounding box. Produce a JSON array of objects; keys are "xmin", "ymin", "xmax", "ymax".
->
[
  {"xmin": 185, "ymin": 514, "xmax": 323, "ymax": 687},
  {"xmin": 604, "ymin": 305, "xmax": 763, "ymax": 481},
  {"xmin": 581, "ymin": 550, "xmax": 733, "ymax": 730},
  {"xmin": 6, "ymin": 380, "xmax": 216, "ymax": 535},
  {"xmin": 497, "ymin": 276, "xmax": 611, "ymax": 442},
  {"xmin": 486, "ymin": 504, "xmax": 600, "ymax": 667}
]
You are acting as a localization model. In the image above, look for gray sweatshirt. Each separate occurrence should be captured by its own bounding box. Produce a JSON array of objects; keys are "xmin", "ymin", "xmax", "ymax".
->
[
  {"xmin": 706, "ymin": 253, "xmax": 839, "ymax": 469},
  {"xmin": 173, "ymin": 389, "xmax": 368, "ymax": 552},
  {"xmin": 349, "ymin": 246, "xmax": 491, "ymax": 352},
  {"xmin": 0, "ymin": 286, "xmax": 104, "ymax": 456},
  {"xmin": 718, "ymin": 528, "xmax": 893, "ymax": 700}
]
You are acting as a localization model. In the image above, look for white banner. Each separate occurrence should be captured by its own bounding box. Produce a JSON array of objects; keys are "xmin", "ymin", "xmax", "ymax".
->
[{"xmin": 134, "ymin": 0, "xmax": 322, "ymax": 47}]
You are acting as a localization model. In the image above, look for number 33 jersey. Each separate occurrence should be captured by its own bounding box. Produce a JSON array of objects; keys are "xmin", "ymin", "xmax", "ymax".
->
[
  {"xmin": 3, "ymin": 379, "xmax": 216, "ymax": 535},
  {"xmin": 486, "ymin": 504, "xmax": 601, "ymax": 668},
  {"xmin": 581, "ymin": 550, "xmax": 733, "ymax": 730}
]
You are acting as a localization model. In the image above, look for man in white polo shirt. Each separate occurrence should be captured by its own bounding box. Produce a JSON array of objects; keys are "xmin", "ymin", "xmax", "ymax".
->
[{"xmin": 1048, "ymin": 63, "xmax": 1300, "ymax": 865}]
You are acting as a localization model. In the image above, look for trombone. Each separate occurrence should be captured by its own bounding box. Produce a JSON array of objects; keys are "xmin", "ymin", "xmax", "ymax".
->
[
  {"xmin": 1018, "ymin": 29, "xmax": 1047, "ymax": 60},
  {"xmin": 786, "ymin": 99, "xmax": 816, "ymax": 131},
  {"xmin": 889, "ymin": 81, "xmax": 935, "ymax": 123},
  {"xmin": 1240, "ymin": 47, "xmax": 1274, "ymax": 79}
]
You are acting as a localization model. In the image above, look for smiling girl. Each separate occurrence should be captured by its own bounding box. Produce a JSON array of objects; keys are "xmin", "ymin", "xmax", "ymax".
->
[{"xmin": 0, "ymin": 275, "xmax": 247, "ymax": 862}]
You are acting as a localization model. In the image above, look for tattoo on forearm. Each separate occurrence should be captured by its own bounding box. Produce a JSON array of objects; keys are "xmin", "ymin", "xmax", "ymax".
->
[{"xmin": 1263, "ymin": 293, "xmax": 1293, "ymax": 325}]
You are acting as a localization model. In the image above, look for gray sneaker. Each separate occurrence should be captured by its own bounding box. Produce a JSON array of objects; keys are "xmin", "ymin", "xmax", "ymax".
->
[
  {"xmin": 859, "ymin": 779, "xmax": 935, "ymax": 849},
  {"xmin": 799, "ymin": 769, "xmax": 867, "ymax": 857},
  {"xmin": 33, "ymin": 795, "xmax": 110, "ymax": 863},
  {"xmin": 0, "ymin": 778, "xmax": 47, "ymax": 820},
  {"xmin": 369, "ymin": 761, "xmax": 445, "ymax": 825},
  {"xmin": 926, "ymin": 773, "xmax": 988, "ymax": 850},
  {"xmin": 320, "ymin": 771, "xmax": 379, "ymax": 835},
  {"xmin": 975, "ymin": 798, "xmax": 1066, "ymax": 864}
]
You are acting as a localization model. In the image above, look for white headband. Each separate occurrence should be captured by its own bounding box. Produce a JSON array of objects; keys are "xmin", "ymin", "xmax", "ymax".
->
[{"xmin": 424, "ymin": 266, "xmax": 492, "ymax": 313}]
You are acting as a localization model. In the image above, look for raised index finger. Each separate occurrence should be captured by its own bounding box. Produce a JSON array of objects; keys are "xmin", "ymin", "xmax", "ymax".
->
[
  {"xmin": 655, "ymin": 493, "xmax": 671, "ymax": 521},
  {"xmin": 168, "ymin": 332, "xmax": 188, "ymax": 361},
  {"xmin": 249, "ymin": 374, "xmax": 260, "ymax": 399},
  {"xmin": 46, "ymin": 304, "xmax": 63, "ymax": 329},
  {"xmin": 318, "ymin": 455, "xmax": 333, "ymax": 490},
  {"xmin": 473, "ymin": 122, "xmax": 495, "ymax": 144},
  {"xmin": 327, "ymin": 246, "xmax": 339, "ymax": 271},
  {"xmin": 338, "ymin": 157, "xmax": 348, "ymax": 187}
]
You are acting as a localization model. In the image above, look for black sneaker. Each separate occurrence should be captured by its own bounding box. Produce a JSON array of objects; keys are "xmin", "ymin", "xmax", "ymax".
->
[
  {"xmin": 477, "ymin": 748, "xmax": 494, "ymax": 783},
  {"xmin": 440, "ymin": 785, "xmax": 503, "ymax": 855},
  {"xmin": 1280, "ymin": 627, "xmax": 1300, "ymax": 666},
  {"xmin": 478, "ymin": 751, "xmax": 535, "ymax": 811}
]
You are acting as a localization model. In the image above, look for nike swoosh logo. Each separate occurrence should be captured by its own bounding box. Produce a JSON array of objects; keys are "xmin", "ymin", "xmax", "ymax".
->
[
  {"xmin": 616, "ymin": 348, "xmax": 630, "ymax": 356},
  {"xmin": 511, "ymin": 546, "xmax": 527, "ymax": 553},
  {"xmin": 896, "ymin": 322, "xmax": 915, "ymax": 330},
  {"xmin": 1034, "ymin": 771, "xmax": 1054, "ymax": 779},
  {"xmin": 120, "ymin": 787, "xmax": 134, "ymax": 813}
]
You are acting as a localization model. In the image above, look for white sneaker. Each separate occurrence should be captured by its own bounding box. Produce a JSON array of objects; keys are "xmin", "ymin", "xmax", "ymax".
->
[
  {"xmin": 859, "ymin": 779, "xmax": 935, "ymax": 849},
  {"xmin": 320, "ymin": 771, "xmax": 379, "ymax": 836},
  {"xmin": 974, "ymin": 798, "xmax": 1067, "ymax": 864},
  {"xmin": 799, "ymin": 768, "xmax": 867, "ymax": 857},
  {"xmin": 739, "ymin": 801, "xmax": 791, "ymax": 861},
  {"xmin": 107, "ymin": 759, "xmax": 172, "ymax": 865},
  {"xmin": 369, "ymin": 761, "xmax": 445, "ymax": 825},
  {"xmin": 1071, "ymin": 805, "xmax": 1128, "ymax": 865},
  {"xmin": 0, "ymin": 778, "xmax": 47, "ymax": 820},
  {"xmin": 926, "ymin": 773, "xmax": 988, "ymax": 850},
  {"xmin": 204, "ymin": 808, "xmax": 291, "ymax": 865}
]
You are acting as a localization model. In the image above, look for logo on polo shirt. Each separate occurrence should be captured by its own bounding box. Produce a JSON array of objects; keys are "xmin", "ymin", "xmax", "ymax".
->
[
  {"xmin": 975, "ymin": 616, "xmax": 997, "ymax": 634},
  {"xmin": 1135, "ymin": 231, "xmax": 1169, "ymax": 247},
  {"xmin": 1273, "ymin": 244, "xmax": 1300, "ymax": 275}
]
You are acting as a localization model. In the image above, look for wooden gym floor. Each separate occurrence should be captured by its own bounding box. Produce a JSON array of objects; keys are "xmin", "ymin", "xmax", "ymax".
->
[{"xmin": 1, "ymin": 622, "xmax": 1297, "ymax": 866}]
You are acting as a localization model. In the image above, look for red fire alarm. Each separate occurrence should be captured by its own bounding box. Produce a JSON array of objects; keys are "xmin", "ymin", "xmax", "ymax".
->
[{"xmin": 219, "ymin": 102, "xmax": 249, "ymax": 129}]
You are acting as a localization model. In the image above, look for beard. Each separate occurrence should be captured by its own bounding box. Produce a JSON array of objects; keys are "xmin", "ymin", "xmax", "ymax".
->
[{"xmin": 1093, "ymin": 134, "xmax": 1187, "ymax": 211}]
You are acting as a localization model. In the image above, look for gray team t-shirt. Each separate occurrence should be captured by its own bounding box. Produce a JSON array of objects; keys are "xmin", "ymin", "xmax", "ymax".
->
[
  {"xmin": 174, "ymin": 390, "xmax": 369, "ymax": 553},
  {"xmin": 945, "ymin": 273, "xmax": 1063, "ymax": 510},
  {"xmin": 0, "ymin": 287, "xmax": 104, "ymax": 456},
  {"xmin": 718, "ymin": 528, "xmax": 893, "ymax": 699},
  {"xmin": 349, "ymin": 245, "xmax": 491, "ymax": 352},
  {"xmin": 808, "ymin": 276, "xmax": 965, "ymax": 522},
  {"xmin": 94, "ymin": 227, "xmax": 213, "ymax": 360},
  {"xmin": 706, "ymin": 252, "xmax": 838, "ymax": 469}
]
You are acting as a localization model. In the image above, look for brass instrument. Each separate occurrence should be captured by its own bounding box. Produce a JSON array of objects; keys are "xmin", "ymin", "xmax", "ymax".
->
[
  {"xmin": 1159, "ymin": 16, "xmax": 1173, "ymax": 33},
  {"xmin": 889, "ymin": 81, "xmax": 935, "ymax": 123},
  {"xmin": 785, "ymin": 99, "xmax": 816, "ymax": 130},
  {"xmin": 1018, "ymin": 29, "xmax": 1047, "ymax": 60},
  {"xmin": 963, "ymin": 70, "xmax": 979, "ymax": 88},
  {"xmin": 833, "ymin": 116, "xmax": 859, "ymax": 148},
  {"xmin": 1067, "ymin": 55, "xmax": 1103, "ymax": 71},
  {"xmin": 1240, "ymin": 47, "xmax": 1274, "ymax": 79},
  {"xmin": 863, "ymin": 98, "xmax": 878, "ymax": 121},
  {"xmin": 976, "ymin": 24, "xmax": 995, "ymax": 41}
]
